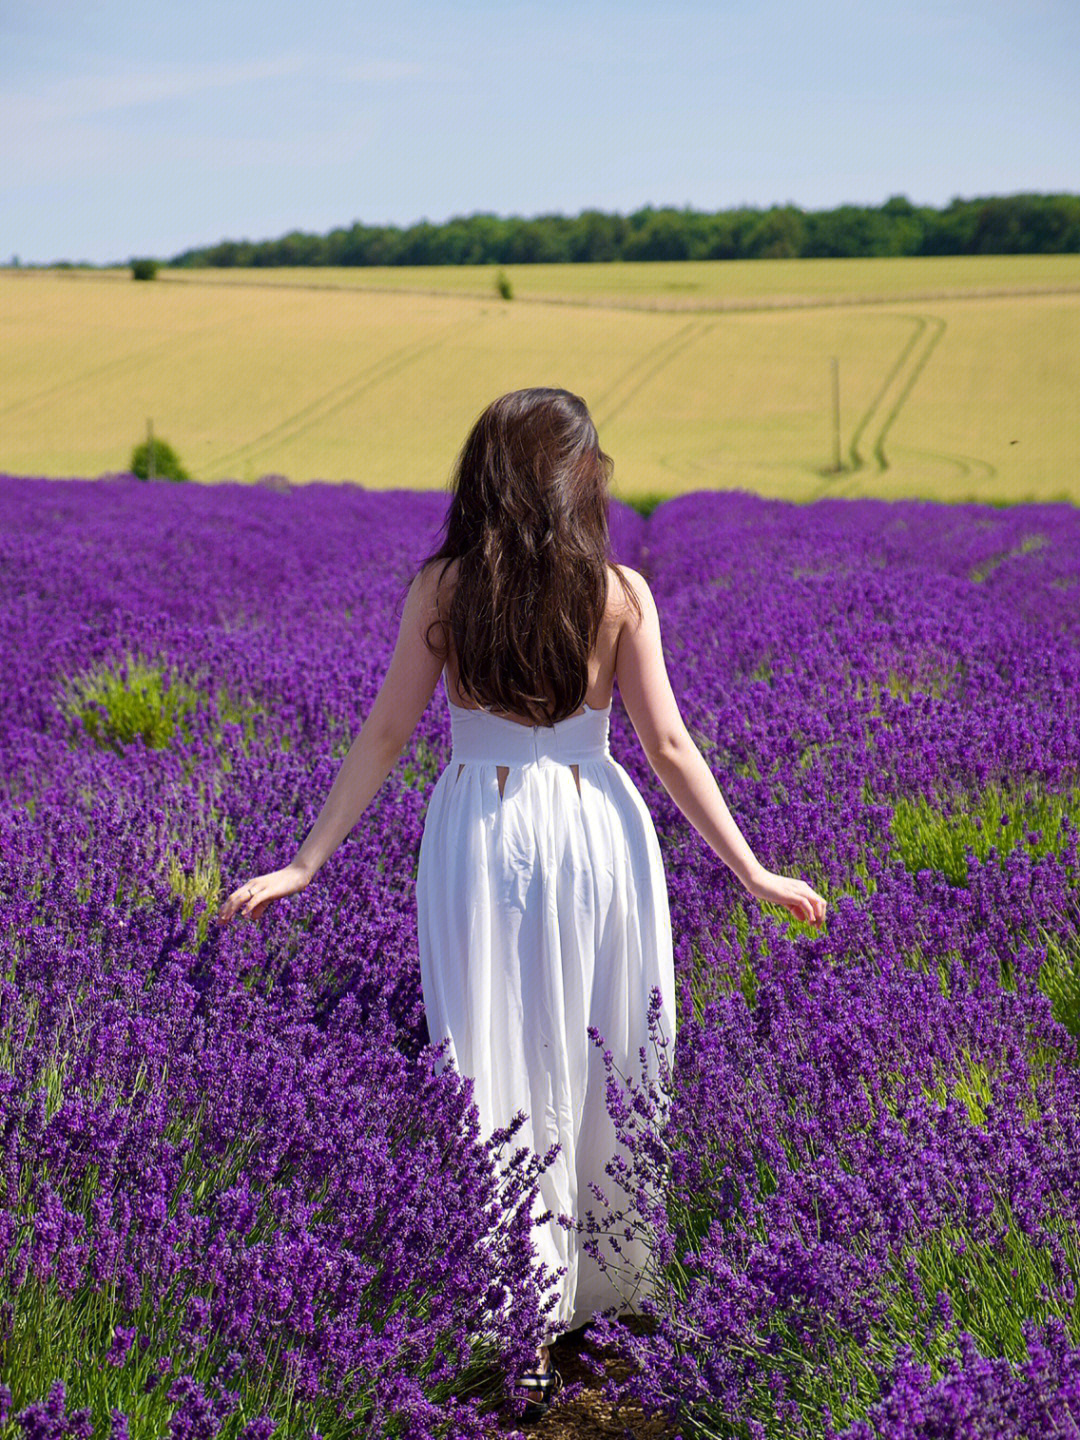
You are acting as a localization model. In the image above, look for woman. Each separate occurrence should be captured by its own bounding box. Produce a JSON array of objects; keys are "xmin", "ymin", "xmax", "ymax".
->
[{"xmin": 219, "ymin": 388, "xmax": 827, "ymax": 1424}]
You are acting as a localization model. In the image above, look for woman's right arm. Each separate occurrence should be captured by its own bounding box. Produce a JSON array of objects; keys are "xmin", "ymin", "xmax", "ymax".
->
[{"xmin": 614, "ymin": 565, "xmax": 826, "ymax": 926}]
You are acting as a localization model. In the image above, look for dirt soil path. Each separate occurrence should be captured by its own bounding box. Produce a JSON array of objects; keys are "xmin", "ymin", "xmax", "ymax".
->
[{"xmin": 491, "ymin": 1318, "xmax": 683, "ymax": 1440}]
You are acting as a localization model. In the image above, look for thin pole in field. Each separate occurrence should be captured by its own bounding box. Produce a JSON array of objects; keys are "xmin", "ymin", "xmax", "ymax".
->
[
  {"xmin": 147, "ymin": 418, "xmax": 155, "ymax": 482},
  {"xmin": 830, "ymin": 357, "xmax": 841, "ymax": 473}
]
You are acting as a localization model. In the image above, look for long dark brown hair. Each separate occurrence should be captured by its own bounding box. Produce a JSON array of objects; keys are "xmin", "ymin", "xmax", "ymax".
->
[{"xmin": 413, "ymin": 387, "xmax": 642, "ymax": 727}]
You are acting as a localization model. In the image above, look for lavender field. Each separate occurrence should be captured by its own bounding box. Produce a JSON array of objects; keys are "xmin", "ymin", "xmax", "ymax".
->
[{"xmin": 2, "ymin": 475, "xmax": 1080, "ymax": 1440}]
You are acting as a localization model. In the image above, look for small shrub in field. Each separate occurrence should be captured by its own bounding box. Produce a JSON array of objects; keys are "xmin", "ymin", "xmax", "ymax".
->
[
  {"xmin": 130, "ymin": 436, "xmax": 190, "ymax": 482},
  {"xmin": 130, "ymin": 258, "xmax": 159, "ymax": 280},
  {"xmin": 63, "ymin": 657, "xmax": 201, "ymax": 752},
  {"xmin": 495, "ymin": 268, "xmax": 513, "ymax": 300},
  {"xmin": 626, "ymin": 491, "xmax": 668, "ymax": 519}
]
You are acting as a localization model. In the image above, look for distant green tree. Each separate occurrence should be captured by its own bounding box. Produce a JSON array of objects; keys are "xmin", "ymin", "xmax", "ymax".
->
[
  {"xmin": 921, "ymin": 198, "xmax": 983, "ymax": 255},
  {"xmin": 879, "ymin": 195, "xmax": 926, "ymax": 255},
  {"xmin": 398, "ymin": 221, "xmax": 443, "ymax": 266},
  {"xmin": 505, "ymin": 219, "xmax": 570, "ymax": 264},
  {"xmin": 624, "ymin": 208, "xmax": 693, "ymax": 261},
  {"xmin": 969, "ymin": 194, "xmax": 1080, "ymax": 254},
  {"xmin": 971, "ymin": 198, "xmax": 1028, "ymax": 253},
  {"xmin": 130, "ymin": 436, "xmax": 190, "ymax": 481},
  {"xmin": 131, "ymin": 258, "xmax": 159, "ymax": 280},
  {"xmin": 494, "ymin": 269, "xmax": 513, "ymax": 300},
  {"xmin": 746, "ymin": 207, "xmax": 806, "ymax": 259},
  {"xmin": 568, "ymin": 210, "xmax": 626, "ymax": 262}
]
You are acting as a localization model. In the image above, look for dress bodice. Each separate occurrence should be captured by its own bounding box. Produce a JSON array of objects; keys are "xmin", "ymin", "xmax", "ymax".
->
[{"xmin": 443, "ymin": 672, "xmax": 611, "ymax": 765}]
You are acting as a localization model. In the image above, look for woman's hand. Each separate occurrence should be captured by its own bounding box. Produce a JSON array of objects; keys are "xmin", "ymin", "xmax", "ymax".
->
[
  {"xmin": 217, "ymin": 863, "xmax": 312, "ymax": 925},
  {"xmin": 743, "ymin": 865, "xmax": 827, "ymax": 925}
]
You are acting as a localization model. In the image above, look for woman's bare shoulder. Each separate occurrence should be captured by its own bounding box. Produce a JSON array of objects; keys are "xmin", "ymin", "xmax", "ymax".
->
[
  {"xmin": 606, "ymin": 561, "xmax": 649, "ymax": 624},
  {"xmin": 419, "ymin": 555, "xmax": 459, "ymax": 581},
  {"xmin": 417, "ymin": 556, "xmax": 459, "ymax": 607}
]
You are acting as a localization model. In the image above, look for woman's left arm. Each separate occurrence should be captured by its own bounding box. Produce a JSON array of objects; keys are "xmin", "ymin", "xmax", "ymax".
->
[{"xmin": 218, "ymin": 565, "xmax": 444, "ymax": 924}]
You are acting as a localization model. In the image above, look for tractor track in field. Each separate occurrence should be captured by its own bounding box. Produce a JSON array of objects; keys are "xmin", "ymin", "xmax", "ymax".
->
[
  {"xmin": 845, "ymin": 315, "xmax": 929, "ymax": 473},
  {"xmin": 0, "ymin": 314, "xmax": 238, "ymax": 422},
  {"xmin": 32, "ymin": 266, "xmax": 1080, "ymax": 316},
  {"xmin": 156, "ymin": 272, "xmax": 1080, "ymax": 314},
  {"xmin": 593, "ymin": 319, "xmax": 715, "ymax": 432},
  {"xmin": 888, "ymin": 445, "xmax": 998, "ymax": 485},
  {"xmin": 205, "ymin": 317, "xmax": 487, "ymax": 474},
  {"xmin": 865, "ymin": 313, "xmax": 948, "ymax": 474},
  {"xmin": 815, "ymin": 310, "xmax": 996, "ymax": 498},
  {"xmin": 843, "ymin": 312, "xmax": 949, "ymax": 477}
]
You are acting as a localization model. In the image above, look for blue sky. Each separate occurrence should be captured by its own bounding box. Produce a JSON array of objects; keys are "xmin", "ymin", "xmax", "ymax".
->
[{"xmin": 4, "ymin": 0, "xmax": 1077, "ymax": 264}]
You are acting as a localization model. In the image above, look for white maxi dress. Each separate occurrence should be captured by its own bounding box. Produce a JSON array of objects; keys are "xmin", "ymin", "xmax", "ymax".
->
[{"xmin": 416, "ymin": 670, "xmax": 677, "ymax": 1342}]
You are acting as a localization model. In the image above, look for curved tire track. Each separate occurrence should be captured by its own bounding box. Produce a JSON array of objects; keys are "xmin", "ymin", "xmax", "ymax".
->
[
  {"xmin": 208, "ymin": 324, "xmax": 482, "ymax": 473},
  {"xmin": 593, "ymin": 319, "xmax": 715, "ymax": 432},
  {"xmin": 872, "ymin": 314, "xmax": 947, "ymax": 471},
  {"xmin": 846, "ymin": 317, "xmax": 926, "ymax": 471},
  {"xmin": 0, "ymin": 315, "xmax": 238, "ymax": 422},
  {"xmin": 826, "ymin": 311, "xmax": 969, "ymax": 497},
  {"xmin": 892, "ymin": 445, "xmax": 998, "ymax": 483}
]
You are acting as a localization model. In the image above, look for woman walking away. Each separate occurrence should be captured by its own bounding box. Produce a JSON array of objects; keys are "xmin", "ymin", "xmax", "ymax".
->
[{"xmin": 219, "ymin": 388, "xmax": 827, "ymax": 1426}]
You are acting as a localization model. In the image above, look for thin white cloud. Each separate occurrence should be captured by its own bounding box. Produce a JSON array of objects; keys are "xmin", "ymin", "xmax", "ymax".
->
[
  {"xmin": 3, "ymin": 51, "xmax": 437, "ymax": 133},
  {"xmin": 4, "ymin": 54, "xmax": 309, "ymax": 127}
]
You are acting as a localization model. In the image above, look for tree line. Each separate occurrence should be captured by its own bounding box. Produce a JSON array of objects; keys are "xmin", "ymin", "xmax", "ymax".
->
[{"xmin": 168, "ymin": 194, "xmax": 1080, "ymax": 269}]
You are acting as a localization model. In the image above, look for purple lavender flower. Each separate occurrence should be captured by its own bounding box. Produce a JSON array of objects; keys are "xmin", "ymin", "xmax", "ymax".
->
[{"xmin": 3, "ymin": 476, "xmax": 1079, "ymax": 1437}]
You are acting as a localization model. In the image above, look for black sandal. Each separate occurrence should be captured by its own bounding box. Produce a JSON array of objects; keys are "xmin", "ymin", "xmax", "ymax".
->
[{"xmin": 513, "ymin": 1354, "xmax": 564, "ymax": 1424}]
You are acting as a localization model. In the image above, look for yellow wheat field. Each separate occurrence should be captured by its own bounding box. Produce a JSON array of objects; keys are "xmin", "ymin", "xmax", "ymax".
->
[{"xmin": 3, "ymin": 257, "xmax": 1078, "ymax": 504}]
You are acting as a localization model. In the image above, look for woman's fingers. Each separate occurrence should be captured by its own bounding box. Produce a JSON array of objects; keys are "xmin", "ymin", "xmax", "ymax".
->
[
  {"xmin": 251, "ymin": 890, "xmax": 281, "ymax": 920},
  {"xmin": 795, "ymin": 882, "xmax": 826, "ymax": 925},
  {"xmin": 218, "ymin": 875, "xmax": 268, "ymax": 924}
]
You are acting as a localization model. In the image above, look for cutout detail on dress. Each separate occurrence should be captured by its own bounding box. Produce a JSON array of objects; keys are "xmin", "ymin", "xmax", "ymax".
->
[{"xmin": 456, "ymin": 761, "xmax": 580, "ymax": 799}]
